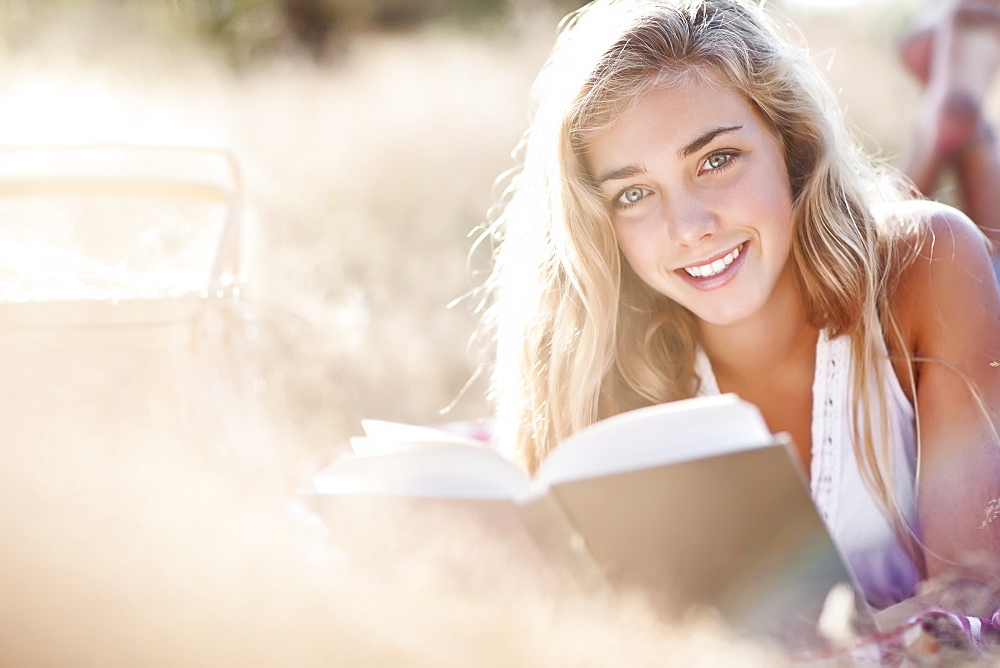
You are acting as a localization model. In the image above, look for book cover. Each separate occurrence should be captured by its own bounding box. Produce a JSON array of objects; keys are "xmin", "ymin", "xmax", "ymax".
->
[{"xmin": 305, "ymin": 394, "xmax": 875, "ymax": 652}]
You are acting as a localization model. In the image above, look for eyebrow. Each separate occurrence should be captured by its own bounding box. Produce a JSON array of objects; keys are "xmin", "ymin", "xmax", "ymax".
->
[
  {"xmin": 594, "ymin": 164, "xmax": 647, "ymax": 186},
  {"xmin": 593, "ymin": 124, "xmax": 744, "ymax": 187},
  {"xmin": 679, "ymin": 125, "xmax": 743, "ymax": 158}
]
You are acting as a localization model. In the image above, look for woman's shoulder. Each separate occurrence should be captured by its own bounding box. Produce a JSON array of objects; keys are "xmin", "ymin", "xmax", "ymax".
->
[
  {"xmin": 882, "ymin": 198, "xmax": 989, "ymax": 254},
  {"xmin": 881, "ymin": 199, "xmax": 997, "ymax": 354}
]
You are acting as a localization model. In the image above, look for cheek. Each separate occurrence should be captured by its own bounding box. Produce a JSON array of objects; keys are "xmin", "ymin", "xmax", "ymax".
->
[
  {"xmin": 747, "ymin": 168, "xmax": 795, "ymax": 245},
  {"xmin": 613, "ymin": 223, "xmax": 658, "ymax": 279},
  {"xmin": 770, "ymin": 191, "xmax": 795, "ymax": 249}
]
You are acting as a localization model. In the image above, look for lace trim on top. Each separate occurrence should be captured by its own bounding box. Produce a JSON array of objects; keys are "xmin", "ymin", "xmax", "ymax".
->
[
  {"xmin": 810, "ymin": 332, "xmax": 917, "ymax": 530},
  {"xmin": 811, "ymin": 331, "xmax": 845, "ymax": 525}
]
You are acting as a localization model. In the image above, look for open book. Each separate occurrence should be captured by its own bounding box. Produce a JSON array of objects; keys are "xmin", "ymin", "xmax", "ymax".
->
[{"xmin": 305, "ymin": 394, "xmax": 875, "ymax": 653}]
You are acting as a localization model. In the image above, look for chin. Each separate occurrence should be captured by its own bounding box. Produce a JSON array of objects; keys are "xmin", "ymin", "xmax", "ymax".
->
[{"xmin": 689, "ymin": 302, "xmax": 763, "ymax": 328}]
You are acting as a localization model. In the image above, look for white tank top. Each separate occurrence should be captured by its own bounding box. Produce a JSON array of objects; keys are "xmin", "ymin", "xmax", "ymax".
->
[{"xmin": 695, "ymin": 331, "xmax": 921, "ymax": 608}]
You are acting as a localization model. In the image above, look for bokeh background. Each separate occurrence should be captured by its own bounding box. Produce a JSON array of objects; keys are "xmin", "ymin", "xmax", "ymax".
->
[
  {"xmin": 0, "ymin": 0, "xmax": 962, "ymax": 456},
  {"xmin": 2, "ymin": 1, "xmax": 996, "ymax": 663}
]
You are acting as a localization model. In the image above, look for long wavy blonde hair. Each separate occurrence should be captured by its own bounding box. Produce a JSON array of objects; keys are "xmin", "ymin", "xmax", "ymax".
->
[{"xmin": 481, "ymin": 0, "xmax": 922, "ymax": 565}]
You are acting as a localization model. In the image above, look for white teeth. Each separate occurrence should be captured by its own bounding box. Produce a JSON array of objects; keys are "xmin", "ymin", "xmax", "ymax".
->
[{"xmin": 683, "ymin": 245, "xmax": 741, "ymax": 278}]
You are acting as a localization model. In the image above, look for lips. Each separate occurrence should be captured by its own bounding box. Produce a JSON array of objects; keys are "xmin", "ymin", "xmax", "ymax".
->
[
  {"xmin": 679, "ymin": 242, "xmax": 746, "ymax": 279},
  {"xmin": 682, "ymin": 244, "xmax": 742, "ymax": 278},
  {"xmin": 671, "ymin": 241, "xmax": 748, "ymax": 292}
]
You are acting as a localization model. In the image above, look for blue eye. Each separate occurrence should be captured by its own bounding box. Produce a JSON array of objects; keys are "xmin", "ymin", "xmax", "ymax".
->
[{"xmin": 617, "ymin": 186, "xmax": 647, "ymax": 206}]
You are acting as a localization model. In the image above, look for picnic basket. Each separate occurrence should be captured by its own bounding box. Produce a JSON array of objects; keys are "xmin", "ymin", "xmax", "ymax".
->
[{"xmin": 0, "ymin": 144, "xmax": 255, "ymax": 457}]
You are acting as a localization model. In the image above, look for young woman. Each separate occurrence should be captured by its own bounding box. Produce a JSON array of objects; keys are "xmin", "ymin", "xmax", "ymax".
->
[{"xmin": 481, "ymin": 0, "xmax": 1000, "ymax": 612}]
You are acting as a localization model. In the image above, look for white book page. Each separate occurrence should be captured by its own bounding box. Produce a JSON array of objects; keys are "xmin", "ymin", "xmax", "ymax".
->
[
  {"xmin": 360, "ymin": 419, "xmax": 486, "ymax": 445},
  {"xmin": 536, "ymin": 394, "xmax": 774, "ymax": 486},
  {"xmin": 314, "ymin": 442, "xmax": 534, "ymax": 501},
  {"xmin": 352, "ymin": 420, "xmax": 491, "ymax": 455},
  {"xmin": 350, "ymin": 436, "xmax": 484, "ymax": 456}
]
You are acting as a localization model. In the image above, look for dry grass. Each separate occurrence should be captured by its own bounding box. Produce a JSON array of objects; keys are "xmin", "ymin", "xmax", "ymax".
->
[
  {"xmin": 0, "ymin": 0, "xmax": 990, "ymax": 663},
  {"xmin": 0, "ymin": 2, "xmax": 565, "ymax": 460},
  {"xmin": 0, "ymin": 0, "xmax": 948, "ymax": 454}
]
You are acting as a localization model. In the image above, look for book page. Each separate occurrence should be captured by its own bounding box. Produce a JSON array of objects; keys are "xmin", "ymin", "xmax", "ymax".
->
[
  {"xmin": 353, "ymin": 420, "xmax": 493, "ymax": 455},
  {"xmin": 360, "ymin": 419, "xmax": 488, "ymax": 445},
  {"xmin": 313, "ymin": 443, "xmax": 534, "ymax": 501},
  {"xmin": 536, "ymin": 394, "xmax": 774, "ymax": 486}
]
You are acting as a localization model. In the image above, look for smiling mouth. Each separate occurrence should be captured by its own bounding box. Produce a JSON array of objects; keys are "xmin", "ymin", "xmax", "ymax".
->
[{"xmin": 682, "ymin": 244, "xmax": 743, "ymax": 278}]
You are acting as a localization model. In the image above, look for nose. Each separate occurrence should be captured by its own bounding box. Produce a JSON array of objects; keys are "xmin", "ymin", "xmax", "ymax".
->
[{"xmin": 663, "ymin": 192, "xmax": 718, "ymax": 246}]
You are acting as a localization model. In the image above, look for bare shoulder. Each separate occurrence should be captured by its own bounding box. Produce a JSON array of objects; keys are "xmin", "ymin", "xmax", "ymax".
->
[
  {"xmin": 895, "ymin": 200, "xmax": 993, "ymax": 286},
  {"xmin": 883, "ymin": 200, "xmax": 998, "ymax": 355},
  {"xmin": 882, "ymin": 199, "xmax": 990, "ymax": 265},
  {"xmin": 882, "ymin": 207, "xmax": 1000, "ymax": 580}
]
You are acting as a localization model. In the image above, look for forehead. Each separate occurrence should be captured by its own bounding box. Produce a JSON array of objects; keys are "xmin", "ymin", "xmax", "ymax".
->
[
  {"xmin": 577, "ymin": 67, "xmax": 709, "ymax": 138},
  {"xmin": 583, "ymin": 77, "xmax": 766, "ymax": 171}
]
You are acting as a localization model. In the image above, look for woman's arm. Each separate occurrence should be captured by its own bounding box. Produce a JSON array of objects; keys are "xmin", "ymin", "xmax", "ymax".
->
[{"xmin": 894, "ymin": 202, "xmax": 1000, "ymax": 583}]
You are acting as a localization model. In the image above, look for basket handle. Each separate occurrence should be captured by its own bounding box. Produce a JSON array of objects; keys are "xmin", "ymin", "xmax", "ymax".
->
[{"xmin": 0, "ymin": 143, "xmax": 244, "ymax": 292}]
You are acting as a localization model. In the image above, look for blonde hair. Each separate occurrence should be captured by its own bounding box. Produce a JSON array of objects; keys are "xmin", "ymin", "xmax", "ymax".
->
[{"xmin": 481, "ymin": 0, "xmax": 922, "ymax": 566}]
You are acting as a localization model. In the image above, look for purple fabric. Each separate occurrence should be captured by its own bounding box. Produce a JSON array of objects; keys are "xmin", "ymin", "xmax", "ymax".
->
[{"xmin": 795, "ymin": 607, "xmax": 1000, "ymax": 664}]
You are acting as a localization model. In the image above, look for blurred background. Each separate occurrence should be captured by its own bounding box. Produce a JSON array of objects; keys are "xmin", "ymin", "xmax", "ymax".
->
[
  {"xmin": 0, "ymin": 0, "xmax": 953, "ymax": 462},
  {"xmin": 0, "ymin": 0, "xmax": 968, "ymax": 452},
  {"xmin": 1, "ymin": 1, "xmax": 994, "ymax": 663}
]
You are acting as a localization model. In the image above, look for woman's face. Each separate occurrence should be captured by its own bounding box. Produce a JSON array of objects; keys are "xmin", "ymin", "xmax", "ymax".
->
[{"xmin": 584, "ymin": 78, "xmax": 796, "ymax": 328}]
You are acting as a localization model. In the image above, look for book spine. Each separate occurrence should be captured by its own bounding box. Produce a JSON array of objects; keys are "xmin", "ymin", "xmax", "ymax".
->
[{"xmin": 519, "ymin": 493, "xmax": 613, "ymax": 596}]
